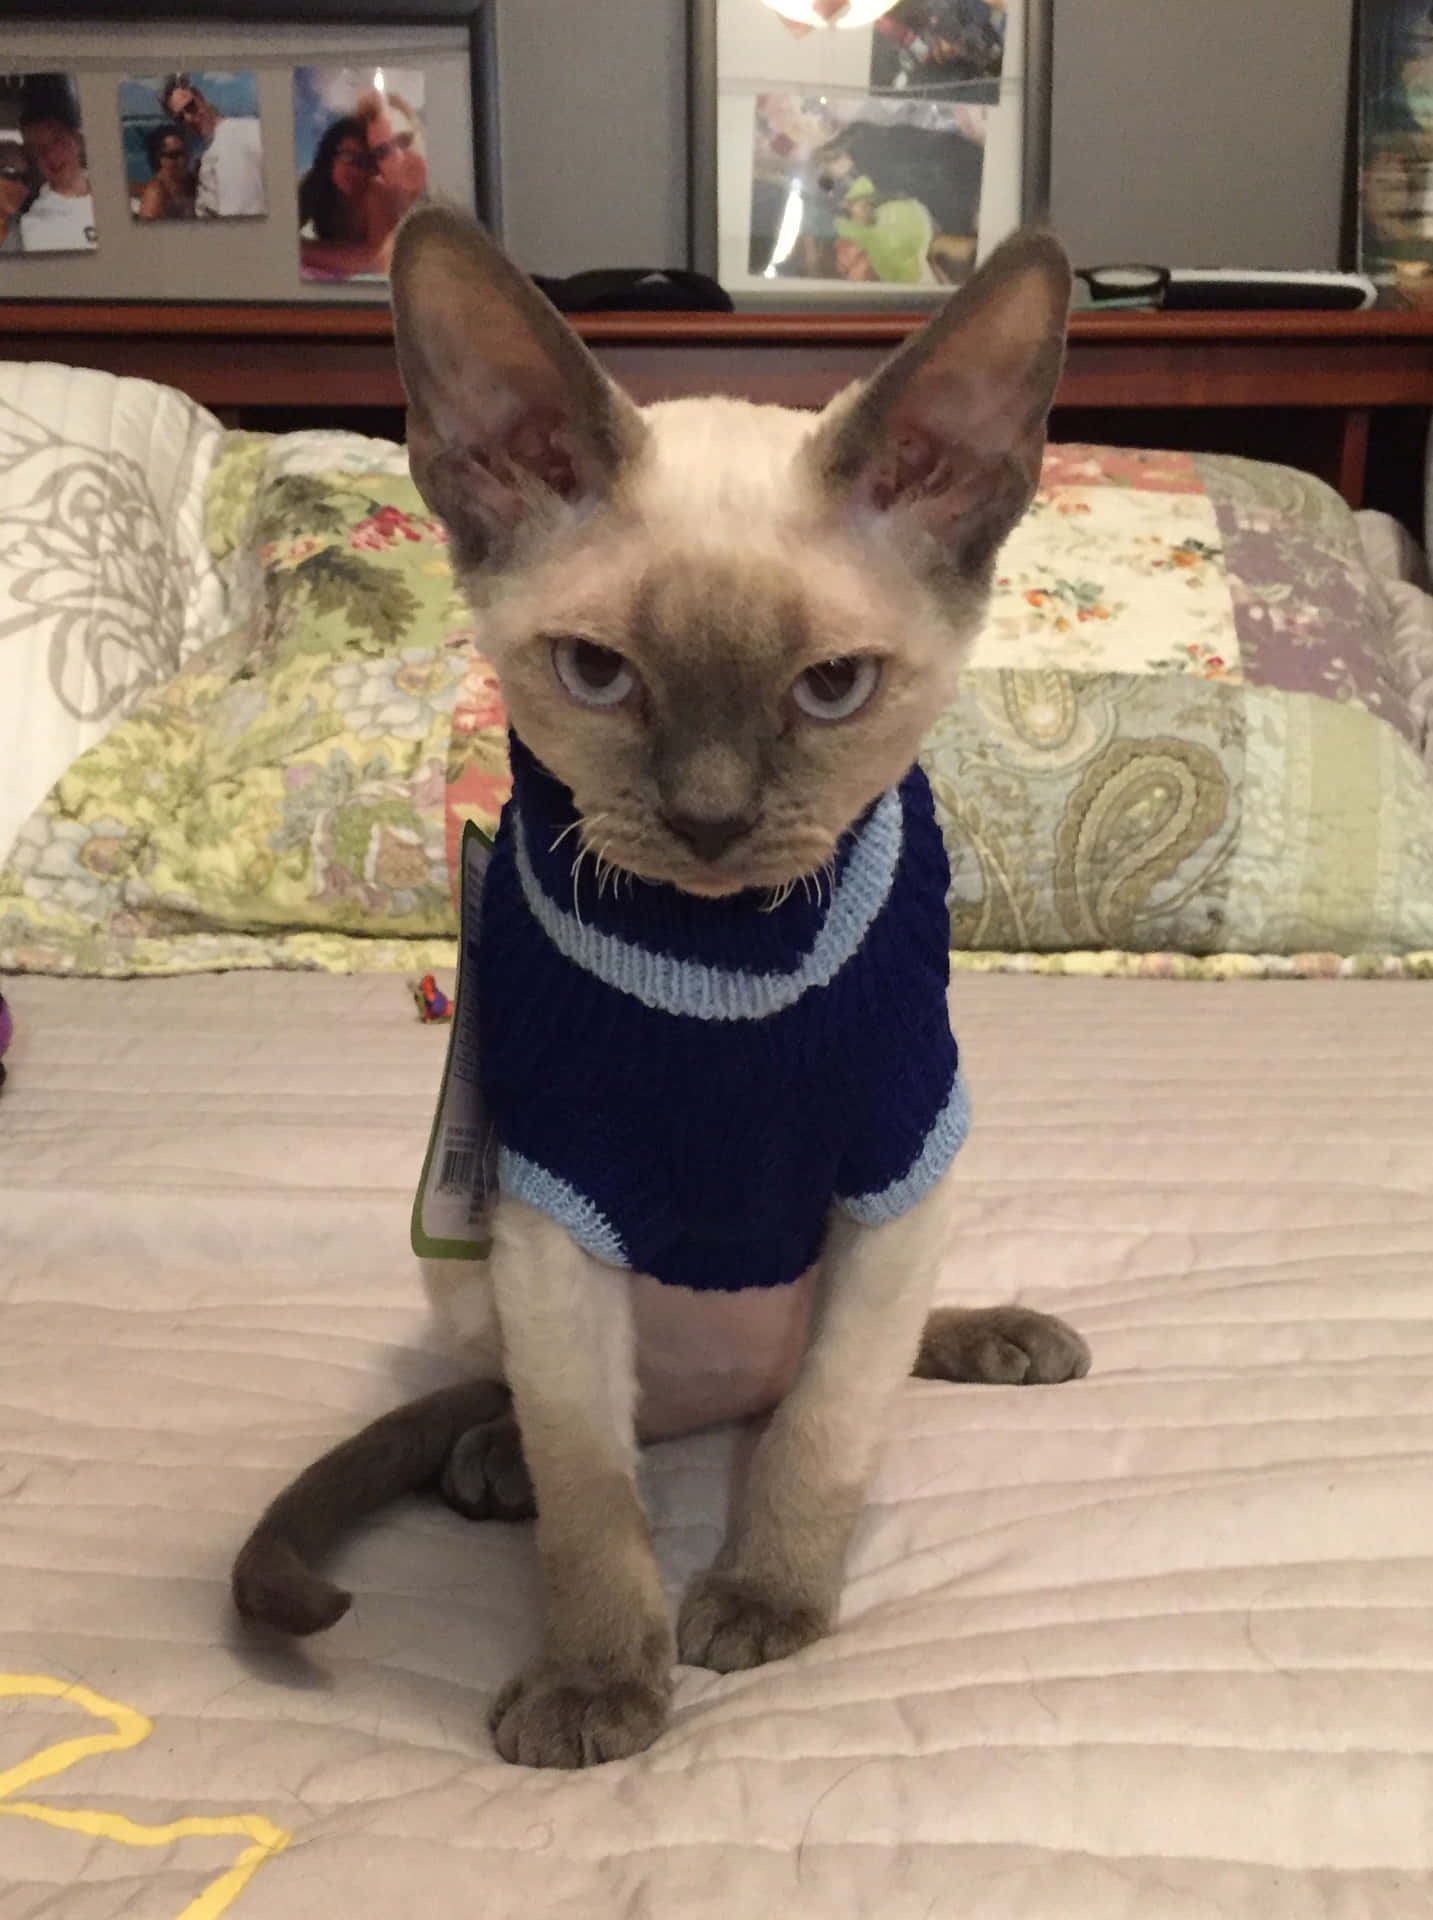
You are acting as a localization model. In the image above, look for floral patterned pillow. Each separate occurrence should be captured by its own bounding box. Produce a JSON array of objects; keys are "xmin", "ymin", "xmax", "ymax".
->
[{"xmin": 0, "ymin": 460, "xmax": 506, "ymax": 977}]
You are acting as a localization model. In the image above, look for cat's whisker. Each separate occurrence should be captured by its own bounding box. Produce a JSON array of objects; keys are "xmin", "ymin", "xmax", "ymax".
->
[
  {"xmin": 570, "ymin": 844, "xmax": 598, "ymax": 928},
  {"xmin": 557, "ymin": 809, "xmax": 610, "ymax": 859},
  {"xmin": 567, "ymin": 814, "xmax": 616, "ymax": 921},
  {"xmin": 549, "ymin": 816, "xmax": 586, "ymax": 857}
]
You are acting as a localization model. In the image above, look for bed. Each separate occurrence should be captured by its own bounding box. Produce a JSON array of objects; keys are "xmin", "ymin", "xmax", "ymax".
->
[
  {"xmin": 4, "ymin": 972, "xmax": 1432, "ymax": 1917},
  {"xmin": 2, "ymin": 365, "xmax": 1433, "ymax": 1918}
]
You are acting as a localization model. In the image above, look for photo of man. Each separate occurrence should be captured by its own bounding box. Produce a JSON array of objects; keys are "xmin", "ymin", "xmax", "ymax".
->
[
  {"xmin": 148, "ymin": 71, "xmax": 266, "ymax": 220},
  {"xmin": 294, "ymin": 66, "xmax": 428, "ymax": 282},
  {"xmin": 0, "ymin": 72, "xmax": 96, "ymax": 255}
]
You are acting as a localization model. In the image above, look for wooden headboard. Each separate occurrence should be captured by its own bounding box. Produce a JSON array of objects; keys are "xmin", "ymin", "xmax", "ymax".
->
[{"xmin": 2, "ymin": 301, "xmax": 1430, "ymax": 508}]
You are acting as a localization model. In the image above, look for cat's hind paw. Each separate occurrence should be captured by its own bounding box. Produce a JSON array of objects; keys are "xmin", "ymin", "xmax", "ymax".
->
[
  {"xmin": 915, "ymin": 1304, "xmax": 1091, "ymax": 1385},
  {"xmin": 438, "ymin": 1408, "xmax": 535, "ymax": 1521},
  {"xmin": 677, "ymin": 1571, "xmax": 827, "ymax": 1673}
]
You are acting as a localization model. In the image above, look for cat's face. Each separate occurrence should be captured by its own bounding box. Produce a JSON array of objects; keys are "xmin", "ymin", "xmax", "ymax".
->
[
  {"xmin": 465, "ymin": 396, "xmax": 987, "ymax": 897},
  {"xmin": 391, "ymin": 210, "xmax": 1069, "ymax": 897}
]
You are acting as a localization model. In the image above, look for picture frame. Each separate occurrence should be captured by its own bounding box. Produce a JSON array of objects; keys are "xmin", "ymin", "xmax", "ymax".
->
[
  {"xmin": 1356, "ymin": 0, "xmax": 1433, "ymax": 303},
  {"xmin": 0, "ymin": 0, "xmax": 498, "ymax": 303},
  {"xmin": 689, "ymin": 0, "xmax": 1052, "ymax": 309}
]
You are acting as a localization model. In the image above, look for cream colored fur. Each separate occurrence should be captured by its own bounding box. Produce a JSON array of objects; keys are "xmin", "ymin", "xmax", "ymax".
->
[
  {"xmin": 678, "ymin": 1160, "xmax": 964, "ymax": 1664},
  {"xmin": 470, "ymin": 419, "xmax": 974, "ymax": 898},
  {"xmin": 461, "ymin": 1158, "xmax": 962, "ymax": 1765},
  {"xmin": 385, "ymin": 207, "xmax": 1083, "ymax": 1769}
]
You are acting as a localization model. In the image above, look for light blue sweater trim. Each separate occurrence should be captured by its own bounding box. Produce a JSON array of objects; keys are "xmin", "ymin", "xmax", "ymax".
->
[
  {"xmin": 836, "ymin": 1071, "xmax": 971, "ymax": 1226},
  {"xmin": 497, "ymin": 1146, "xmax": 630, "ymax": 1268},
  {"xmin": 511, "ymin": 787, "xmax": 905, "ymax": 1021}
]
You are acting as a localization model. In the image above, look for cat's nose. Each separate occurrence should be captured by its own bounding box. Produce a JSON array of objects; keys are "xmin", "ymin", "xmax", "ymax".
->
[{"xmin": 663, "ymin": 809, "xmax": 759, "ymax": 863}]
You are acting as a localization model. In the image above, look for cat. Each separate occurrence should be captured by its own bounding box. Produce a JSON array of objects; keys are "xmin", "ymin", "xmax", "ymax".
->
[{"xmin": 232, "ymin": 206, "xmax": 1090, "ymax": 1770}]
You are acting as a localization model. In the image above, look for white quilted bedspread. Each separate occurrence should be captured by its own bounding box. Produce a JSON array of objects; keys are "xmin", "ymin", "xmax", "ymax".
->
[{"xmin": 2, "ymin": 973, "xmax": 1432, "ymax": 1918}]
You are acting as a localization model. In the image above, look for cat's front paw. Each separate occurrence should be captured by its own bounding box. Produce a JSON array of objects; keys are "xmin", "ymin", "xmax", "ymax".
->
[
  {"xmin": 489, "ymin": 1661, "xmax": 671, "ymax": 1768},
  {"xmin": 677, "ymin": 1571, "xmax": 827, "ymax": 1673},
  {"xmin": 915, "ymin": 1305, "xmax": 1091, "ymax": 1385}
]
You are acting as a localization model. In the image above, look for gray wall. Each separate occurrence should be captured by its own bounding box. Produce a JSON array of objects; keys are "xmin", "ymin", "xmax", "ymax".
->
[
  {"xmin": 496, "ymin": 0, "xmax": 687, "ymax": 275},
  {"xmin": 499, "ymin": 0, "xmax": 1354, "ymax": 277},
  {"xmin": 1047, "ymin": 0, "xmax": 1354, "ymax": 271}
]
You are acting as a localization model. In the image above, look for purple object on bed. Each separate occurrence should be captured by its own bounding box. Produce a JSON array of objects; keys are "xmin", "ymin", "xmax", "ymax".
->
[{"xmin": 0, "ymin": 991, "xmax": 11, "ymax": 1088}]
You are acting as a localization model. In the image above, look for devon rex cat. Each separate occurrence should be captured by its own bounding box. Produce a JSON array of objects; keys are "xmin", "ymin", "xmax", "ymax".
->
[{"xmin": 233, "ymin": 206, "xmax": 1090, "ymax": 1770}]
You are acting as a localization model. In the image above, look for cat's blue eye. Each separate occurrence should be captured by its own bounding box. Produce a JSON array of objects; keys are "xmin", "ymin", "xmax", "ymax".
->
[
  {"xmin": 551, "ymin": 637, "xmax": 636, "ymax": 709},
  {"xmin": 792, "ymin": 655, "xmax": 880, "ymax": 723}
]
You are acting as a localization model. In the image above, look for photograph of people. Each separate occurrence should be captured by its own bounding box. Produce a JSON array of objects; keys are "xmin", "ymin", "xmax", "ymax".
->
[
  {"xmin": 153, "ymin": 71, "xmax": 265, "ymax": 220},
  {"xmin": 294, "ymin": 66, "xmax": 428, "ymax": 282},
  {"xmin": 0, "ymin": 73, "xmax": 96, "ymax": 255},
  {"xmin": 135, "ymin": 123, "xmax": 197, "ymax": 222},
  {"xmin": 0, "ymin": 139, "xmax": 36, "ymax": 255}
]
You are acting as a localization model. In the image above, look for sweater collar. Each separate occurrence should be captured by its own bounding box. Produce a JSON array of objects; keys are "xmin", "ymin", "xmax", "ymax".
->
[{"xmin": 506, "ymin": 733, "xmax": 906, "ymax": 1019}]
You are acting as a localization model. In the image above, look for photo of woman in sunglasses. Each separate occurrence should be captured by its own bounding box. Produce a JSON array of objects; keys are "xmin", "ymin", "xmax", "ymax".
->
[
  {"xmin": 135, "ymin": 126, "xmax": 197, "ymax": 222},
  {"xmin": 294, "ymin": 66, "xmax": 428, "ymax": 283}
]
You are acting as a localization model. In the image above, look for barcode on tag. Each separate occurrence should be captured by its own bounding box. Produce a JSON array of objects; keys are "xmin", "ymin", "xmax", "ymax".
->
[
  {"xmin": 411, "ymin": 821, "xmax": 496, "ymax": 1260},
  {"xmin": 439, "ymin": 1145, "xmax": 477, "ymax": 1194},
  {"xmin": 438, "ymin": 1122, "xmax": 480, "ymax": 1196}
]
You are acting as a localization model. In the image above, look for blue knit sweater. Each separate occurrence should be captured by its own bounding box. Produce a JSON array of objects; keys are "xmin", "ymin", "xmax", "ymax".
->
[{"xmin": 478, "ymin": 735, "xmax": 967, "ymax": 1292}]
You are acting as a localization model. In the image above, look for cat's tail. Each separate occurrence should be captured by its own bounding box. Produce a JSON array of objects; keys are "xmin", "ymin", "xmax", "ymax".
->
[{"xmin": 232, "ymin": 1378, "xmax": 511, "ymax": 1636}]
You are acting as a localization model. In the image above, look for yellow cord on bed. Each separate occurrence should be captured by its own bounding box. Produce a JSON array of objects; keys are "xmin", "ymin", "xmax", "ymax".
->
[{"xmin": 0, "ymin": 1673, "xmax": 290, "ymax": 1919}]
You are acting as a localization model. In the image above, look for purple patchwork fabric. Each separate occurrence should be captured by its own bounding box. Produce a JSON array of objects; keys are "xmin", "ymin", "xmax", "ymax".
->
[{"xmin": 1196, "ymin": 453, "xmax": 1421, "ymax": 754}]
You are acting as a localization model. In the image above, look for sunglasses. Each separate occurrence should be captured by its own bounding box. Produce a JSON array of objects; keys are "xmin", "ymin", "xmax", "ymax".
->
[
  {"xmin": 158, "ymin": 146, "xmax": 187, "ymax": 161},
  {"xmin": 0, "ymin": 165, "xmax": 27, "ymax": 182},
  {"xmin": 171, "ymin": 96, "xmax": 203, "ymax": 122},
  {"xmin": 368, "ymin": 132, "xmax": 415, "ymax": 164}
]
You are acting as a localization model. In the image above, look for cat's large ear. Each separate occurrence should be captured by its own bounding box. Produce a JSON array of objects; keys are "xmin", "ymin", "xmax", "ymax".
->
[
  {"xmin": 807, "ymin": 228, "xmax": 1070, "ymax": 579},
  {"xmin": 390, "ymin": 205, "xmax": 648, "ymax": 571}
]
